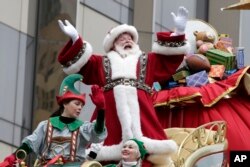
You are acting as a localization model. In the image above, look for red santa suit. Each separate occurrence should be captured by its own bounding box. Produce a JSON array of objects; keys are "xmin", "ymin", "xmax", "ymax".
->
[{"xmin": 57, "ymin": 24, "xmax": 190, "ymax": 164}]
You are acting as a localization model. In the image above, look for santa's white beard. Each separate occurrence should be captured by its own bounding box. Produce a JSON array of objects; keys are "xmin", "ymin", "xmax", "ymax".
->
[{"xmin": 114, "ymin": 43, "xmax": 141, "ymax": 58}]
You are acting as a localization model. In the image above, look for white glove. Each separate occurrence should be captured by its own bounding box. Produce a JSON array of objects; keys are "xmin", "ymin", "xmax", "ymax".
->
[
  {"xmin": 58, "ymin": 20, "xmax": 79, "ymax": 43},
  {"xmin": 171, "ymin": 6, "xmax": 189, "ymax": 36},
  {"xmin": 86, "ymin": 142, "xmax": 103, "ymax": 160},
  {"xmin": 90, "ymin": 142, "xmax": 103, "ymax": 153}
]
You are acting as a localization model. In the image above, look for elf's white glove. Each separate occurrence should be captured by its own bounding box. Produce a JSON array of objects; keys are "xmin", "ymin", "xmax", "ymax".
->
[
  {"xmin": 58, "ymin": 20, "xmax": 79, "ymax": 43},
  {"xmin": 90, "ymin": 142, "xmax": 103, "ymax": 153},
  {"xmin": 171, "ymin": 6, "xmax": 189, "ymax": 36},
  {"xmin": 86, "ymin": 142, "xmax": 103, "ymax": 160}
]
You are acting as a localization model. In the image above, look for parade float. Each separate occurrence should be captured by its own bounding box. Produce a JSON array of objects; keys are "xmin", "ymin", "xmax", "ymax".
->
[
  {"xmin": 152, "ymin": 19, "xmax": 250, "ymax": 166},
  {"xmin": 4, "ymin": 1, "xmax": 250, "ymax": 166}
]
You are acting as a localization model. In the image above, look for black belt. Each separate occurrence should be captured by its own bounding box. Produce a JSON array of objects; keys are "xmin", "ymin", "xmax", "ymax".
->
[{"xmin": 103, "ymin": 78, "xmax": 152, "ymax": 93}]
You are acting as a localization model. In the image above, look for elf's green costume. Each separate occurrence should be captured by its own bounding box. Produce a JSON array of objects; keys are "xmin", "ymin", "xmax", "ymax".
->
[{"xmin": 1, "ymin": 74, "xmax": 107, "ymax": 167}]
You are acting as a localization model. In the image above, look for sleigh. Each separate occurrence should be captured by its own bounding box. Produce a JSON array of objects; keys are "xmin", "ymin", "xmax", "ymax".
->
[
  {"xmin": 150, "ymin": 20, "xmax": 250, "ymax": 166},
  {"xmin": 165, "ymin": 121, "xmax": 228, "ymax": 167},
  {"xmin": 151, "ymin": 68, "xmax": 250, "ymax": 166}
]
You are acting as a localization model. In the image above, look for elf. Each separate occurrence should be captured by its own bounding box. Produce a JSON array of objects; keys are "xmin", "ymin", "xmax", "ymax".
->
[
  {"xmin": 105, "ymin": 139, "xmax": 148, "ymax": 167},
  {"xmin": 0, "ymin": 74, "xmax": 107, "ymax": 167}
]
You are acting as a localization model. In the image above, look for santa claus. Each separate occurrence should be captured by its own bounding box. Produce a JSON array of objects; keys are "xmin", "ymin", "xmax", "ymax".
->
[{"xmin": 57, "ymin": 6, "xmax": 190, "ymax": 166}]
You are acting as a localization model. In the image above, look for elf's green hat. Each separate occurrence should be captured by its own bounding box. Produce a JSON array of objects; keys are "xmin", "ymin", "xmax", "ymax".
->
[
  {"xmin": 56, "ymin": 74, "xmax": 86, "ymax": 105},
  {"xmin": 130, "ymin": 138, "xmax": 148, "ymax": 159}
]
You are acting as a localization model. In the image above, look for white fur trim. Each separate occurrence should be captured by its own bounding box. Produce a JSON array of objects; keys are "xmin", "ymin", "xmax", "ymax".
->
[
  {"xmin": 95, "ymin": 138, "xmax": 178, "ymax": 162},
  {"xmin": 63, "ymin": 41, "xmax": 93, "ymax": 74},
  {"xmin": 95, "ymin": 142, "xmax": 123, "ymax": 161},
  {"xmin": 103, "ymin": 24, "xmax": 138, "ymax": 53},
  {"xmin": 126, "ymin": 86, "xmax": 143, "ymax": 139},
  {"xmin": 107, "ymin": 51, "xmax": 140, "ymax": 80},
  {"xmin": 113, "ymin": 85, "xmax": 143, "ymax": 141},
  {"xmin": 152, "ymin": 41, "xmax": 191, "ymax": 55},
  {"xmin": 141, "ymin": 137, "xmax": 178, "ymax": 154},
  {"xmin": 114, "ymin": 85, "xmax": 133, "ymax": 141}
]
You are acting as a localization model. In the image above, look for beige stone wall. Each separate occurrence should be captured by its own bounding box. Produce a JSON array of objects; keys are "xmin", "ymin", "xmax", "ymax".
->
[
  {"xmin": 208, "ymin": 0, "xmax": 240, "ymax": 47},
  {"xmin": 0, "ymin": 0, "xmax": 37, "ymax": 36}
]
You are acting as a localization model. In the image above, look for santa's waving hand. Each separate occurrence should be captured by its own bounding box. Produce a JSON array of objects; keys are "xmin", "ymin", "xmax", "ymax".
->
[
  {"xmin": 58, "ymin": 20, "xmax": 79, "ymax": 43},
  {"xmin": 171, "ymin": 6, "xmax": 189, "ymax": 36}
]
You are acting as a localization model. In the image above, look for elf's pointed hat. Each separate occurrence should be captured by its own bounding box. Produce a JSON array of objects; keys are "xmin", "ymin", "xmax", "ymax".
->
[
  {"xmin": 56, "ymin": 74, "xmax": 86, "ymax": 105},
  {"xmin": 129, "ymin": 138, "xmax": 148, "ymax": 159},
  {"xmin": 103, "ymin": 24, "xmax": 138, "ymax": 53},
  {"xmin": 221, "ymin": 0, "xmax": 250, "ymax": 10}
]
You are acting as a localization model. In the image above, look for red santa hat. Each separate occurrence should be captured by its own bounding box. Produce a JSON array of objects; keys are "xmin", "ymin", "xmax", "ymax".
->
[
  {"xmin": 103, "ymin": 24, "xmax": 138, "ymax": 53},
  {"xmin": 156, "ymin": 32, "xmax": 186, "ymax": 42},
  {"xmin": 56, "ymin": 74, "xmax": 86, "ymax": 105}
]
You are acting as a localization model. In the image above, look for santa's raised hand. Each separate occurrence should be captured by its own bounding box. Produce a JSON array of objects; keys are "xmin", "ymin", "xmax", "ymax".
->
[
  {"xmin": 58, "ymin": 20, "xmax": 79, "ymax": 43},
  {"xmin": 171, "ymin": 6, "xmax": 189, "ymax": 35}
]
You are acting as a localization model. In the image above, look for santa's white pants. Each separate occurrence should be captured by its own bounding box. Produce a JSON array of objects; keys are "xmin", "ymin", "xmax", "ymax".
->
[{"xmin": 95, "ymin": 85, "xmax": 178, "ymax": 162}]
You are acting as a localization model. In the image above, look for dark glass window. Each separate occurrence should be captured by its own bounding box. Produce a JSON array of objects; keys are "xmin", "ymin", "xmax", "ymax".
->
[{"xmin": 33, "ymin": 0, "xmax": 76, "ymax": 128}]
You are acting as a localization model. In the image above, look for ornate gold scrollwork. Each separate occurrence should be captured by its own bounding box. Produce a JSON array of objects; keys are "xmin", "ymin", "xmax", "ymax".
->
[{"xmin": 172, "ymin": 121, "xmax": 227, "ymax": 167}]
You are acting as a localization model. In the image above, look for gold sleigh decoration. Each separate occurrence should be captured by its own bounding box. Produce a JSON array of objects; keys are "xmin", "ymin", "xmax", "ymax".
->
[
  {"xmin": 81, "ymin": 161, "xmax": 102, "ymax": 167},
  {"xmin": 165, "ymin": 121, "xmax": 228, "ymax": 167}
]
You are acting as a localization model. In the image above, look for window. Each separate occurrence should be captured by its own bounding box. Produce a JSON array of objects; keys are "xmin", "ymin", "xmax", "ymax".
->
[{"xmin": 80, "ymin": 0, "xmax": 134, "ymax": 24}]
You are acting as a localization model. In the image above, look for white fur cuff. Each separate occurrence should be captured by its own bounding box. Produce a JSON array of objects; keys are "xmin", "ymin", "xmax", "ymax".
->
[{"xmin": 63, "ymin": 41, "xmax": 93, "ymax": 74}]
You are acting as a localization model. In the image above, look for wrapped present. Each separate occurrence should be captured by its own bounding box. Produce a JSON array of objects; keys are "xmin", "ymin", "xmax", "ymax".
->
[
  {"xmin": 178, "ymin": 79, "xmax": 186, "ymax": 84},
  {"xmin": 208, "ymin": 65, "xmax": 225, "ymax": 79},
  {"xmin": 225, "ymin": 69, "xmax": 237, "ymax": 76},
  {"xmin": 205, "ymin": 49, "xmax": 236, "ymax": 70},
  {"xmin": 172, "ymin": 70, "xmax": 190, "ymax": 81},
  {"xmin": 165, "ymin": 81, "xmax": 179, "ymax": 89},
  {"xmin": 215, "ymin": 35, "xmax": 233, "ymax": 53},
  {"xmin": 235, "ymin": 47, "xmax": 244, "ymax": 69},
  {"xmin": 186, "ymin": 70, "xmax": 209, "ymax": 87},
  {"xmin": 218, "ymin": 36, "xmax": 233, "ymax": 48},
  {"xmin": 153, "ymin": 82, "xmax": 161, "ymax": 91},
  {"xmin": 177, "ymin": 79, "xmax": 186, "ymax": 87}
]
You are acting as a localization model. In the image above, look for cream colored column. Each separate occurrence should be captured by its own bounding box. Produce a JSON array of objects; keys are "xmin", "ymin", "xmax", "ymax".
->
[{"xmin": 133, "ymin": 0, "xmax": 154, "ymax": 53}]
